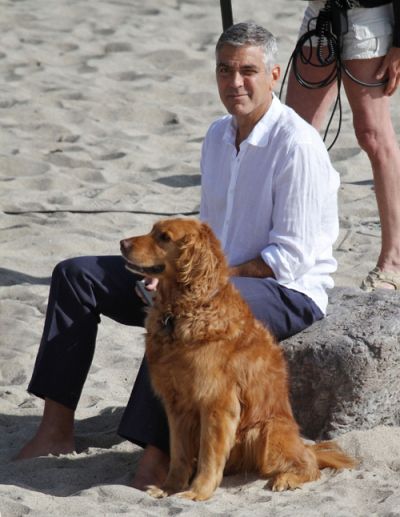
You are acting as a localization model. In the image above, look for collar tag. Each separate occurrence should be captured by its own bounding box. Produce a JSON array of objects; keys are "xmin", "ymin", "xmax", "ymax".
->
[{"xmin": 162, "ymin": 313, "xmax": 174, "ymax": 333}]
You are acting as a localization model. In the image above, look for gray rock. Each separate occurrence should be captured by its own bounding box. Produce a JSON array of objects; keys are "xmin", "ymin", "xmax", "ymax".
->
[{"xmin": 281, "ymin": 287, "xmax": 400, "ymax": 440}]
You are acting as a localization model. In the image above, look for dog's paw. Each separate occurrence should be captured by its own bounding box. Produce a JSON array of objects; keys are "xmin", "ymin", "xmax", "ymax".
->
[
  {"xmin": 270, "ymin": 473, "xmax": 301, "ymax": 492},
  {"xmin": 176, "ymin": 490, "xmax": 212, "ymax": 501},
  {"xmin": 146, "ymin": 485, "xmax": 168, "ymax": 498}
]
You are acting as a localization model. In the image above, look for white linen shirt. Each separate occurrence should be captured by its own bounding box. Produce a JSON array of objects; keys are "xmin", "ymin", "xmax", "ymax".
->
[{"xmin": 199, "ymin": 95, "xmax": 340, "ymax": 314}]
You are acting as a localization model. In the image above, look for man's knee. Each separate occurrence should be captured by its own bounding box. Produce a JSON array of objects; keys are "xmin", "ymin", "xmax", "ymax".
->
[
  {"xmin": 52, "ymin": 257, "xmax": 86, "ymax": 282},
  {"xmin": 51, "ymin": 257, "xmax": 98, "ymax": 296},
  {"xmin": 50, "ymin": 257, "xmax": 102, "ymax": 317}
]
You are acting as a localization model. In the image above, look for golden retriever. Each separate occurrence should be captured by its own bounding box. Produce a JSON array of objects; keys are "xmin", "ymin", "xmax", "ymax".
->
[{"xmin": 120, "ymin": 218, "xmax": 355, "ymax": 501}]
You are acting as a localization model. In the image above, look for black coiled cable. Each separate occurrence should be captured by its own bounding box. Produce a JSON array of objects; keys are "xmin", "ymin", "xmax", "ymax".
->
[{"xmin": 279, "ymin": 1, "xmax": 387, "ymax": 150}]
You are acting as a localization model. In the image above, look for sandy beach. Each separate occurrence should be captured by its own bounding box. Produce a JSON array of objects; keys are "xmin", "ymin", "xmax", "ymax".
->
[{"xmin": 1, "ymin": 0, "xmax": 400, "ymax": 515}]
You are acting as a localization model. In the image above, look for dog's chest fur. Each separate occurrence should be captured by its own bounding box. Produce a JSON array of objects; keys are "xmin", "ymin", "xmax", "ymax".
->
[
  {"xmin": 144, "ymin": 295, "xmax": 244, "ymax": 407},
  {"xmin": 145, "ymin": 287, "xmax": 237, "ymax": 345}
]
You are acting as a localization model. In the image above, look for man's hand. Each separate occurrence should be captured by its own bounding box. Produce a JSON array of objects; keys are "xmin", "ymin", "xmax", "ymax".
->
[
  {"xmin": 135, "ymin": 277, "xmax": 159, "ymax": 305},
  {"xmin": 376, "ymin": 47, "xmax": 400, "ymax": 96},
  {"xmin": 229, "ymin": 256, "xmax": 275, "ymax": 278}
]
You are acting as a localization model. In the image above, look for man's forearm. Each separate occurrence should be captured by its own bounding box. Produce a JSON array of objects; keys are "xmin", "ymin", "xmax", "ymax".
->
[{"xmin": 229, "ymin": 256, "xmax": 275, "ymax": 278}]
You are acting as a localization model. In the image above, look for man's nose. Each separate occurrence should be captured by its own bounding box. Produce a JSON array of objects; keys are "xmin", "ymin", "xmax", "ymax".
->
[{"xmin": 230, "ymin": 71, "xmax": 243, "ymax": 87}]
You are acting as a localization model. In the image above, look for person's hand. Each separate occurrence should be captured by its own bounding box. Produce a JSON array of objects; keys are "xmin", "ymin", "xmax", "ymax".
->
[
  {"xmin": 144, "ymin": 277, "xmax": 159, "ymax": 291},
  {"xmin": 376, "ymin": 47, "xmax": 400, "ymax": 96},
  {"xmin": 135, "ymin": 277, "xmax": 158, "ymax": 305}
]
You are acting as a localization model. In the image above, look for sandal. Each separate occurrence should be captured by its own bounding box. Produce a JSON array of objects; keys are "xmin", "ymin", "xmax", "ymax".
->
[{"xmin": 360, "ymin": 267, "xmax": 400, "ymax": 292}]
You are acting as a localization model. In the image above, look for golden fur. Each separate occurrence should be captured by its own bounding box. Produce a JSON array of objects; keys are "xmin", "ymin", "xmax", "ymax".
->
[{"xmin": 120, "ymin": 218, "xmax": 356, "ymax": 501}]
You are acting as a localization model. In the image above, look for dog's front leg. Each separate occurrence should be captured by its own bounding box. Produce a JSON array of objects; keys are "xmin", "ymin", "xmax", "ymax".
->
[
  {"xmin": 177, "ymin": 396, "xmax": 240, "ymax": 501},
  {"xmin": 147, "ymin": 412, "xmax": 197, "ymax": 499}
]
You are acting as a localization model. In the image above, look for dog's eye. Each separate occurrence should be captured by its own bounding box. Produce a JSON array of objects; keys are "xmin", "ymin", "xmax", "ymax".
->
[{"xmin": 158, "ymin": 232, "xmax": 171, "ymax": 243}]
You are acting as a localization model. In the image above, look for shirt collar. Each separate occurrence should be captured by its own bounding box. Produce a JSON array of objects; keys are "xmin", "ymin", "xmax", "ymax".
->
[{"xmin": 223, "ymin": 94, "xmax": 283, "ymax": 148}]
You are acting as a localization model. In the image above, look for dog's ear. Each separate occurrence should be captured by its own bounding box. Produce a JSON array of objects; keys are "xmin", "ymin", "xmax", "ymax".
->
[{"xmin": 176, "ymin": 223, "xmax": 227, "ymax": 288}]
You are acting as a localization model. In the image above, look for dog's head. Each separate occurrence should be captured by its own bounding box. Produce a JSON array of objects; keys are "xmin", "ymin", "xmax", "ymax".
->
[{"xmin": 120, "ymin": 218, "xmax": 228, "ymax": 289}]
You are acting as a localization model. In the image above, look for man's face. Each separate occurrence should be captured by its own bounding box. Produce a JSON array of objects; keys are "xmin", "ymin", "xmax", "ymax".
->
[{"xmin": 216, "ymin": 44, "xmax": 280, "ymax": 124}]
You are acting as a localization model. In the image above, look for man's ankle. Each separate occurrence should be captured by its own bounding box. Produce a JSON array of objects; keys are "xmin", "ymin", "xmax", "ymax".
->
[{"xmin": 131, "ymin": 445, "xmax": 169, "ymax": 490}]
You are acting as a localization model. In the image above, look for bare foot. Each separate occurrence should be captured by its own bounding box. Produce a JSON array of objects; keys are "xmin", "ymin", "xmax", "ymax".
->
[
  {"xmin": 15, "ymin": 398, "xmax": 75, "ymax": 460},
  {"xmin": 131, "ymin": 445, "xmax": 169, "ymax": 491},
  {"xmin": 15, "ymin": 433, "xmax": 75, "ymax": 460}
]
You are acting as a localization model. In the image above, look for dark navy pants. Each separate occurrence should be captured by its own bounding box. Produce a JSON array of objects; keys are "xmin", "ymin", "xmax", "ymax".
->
[{"xmin": 28, "ymin": 255, "xmax": 323, "ymax": 453}]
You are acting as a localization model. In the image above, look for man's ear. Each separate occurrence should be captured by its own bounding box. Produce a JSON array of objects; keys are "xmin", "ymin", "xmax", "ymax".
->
[{"xmin": 270, "ymin": 64, "xmax": 281, "ymax": 86}]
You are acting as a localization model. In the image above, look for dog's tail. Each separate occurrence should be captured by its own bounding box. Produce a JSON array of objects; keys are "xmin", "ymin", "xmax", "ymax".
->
[{"xmin": 308, "ymin": 441, "xmax": 357, "ymax": 470}]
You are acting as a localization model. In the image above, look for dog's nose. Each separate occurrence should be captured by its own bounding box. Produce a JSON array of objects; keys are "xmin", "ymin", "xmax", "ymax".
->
[{"xmin": 120, "ymin": 239, "xmax": 131, "ymax": 253}]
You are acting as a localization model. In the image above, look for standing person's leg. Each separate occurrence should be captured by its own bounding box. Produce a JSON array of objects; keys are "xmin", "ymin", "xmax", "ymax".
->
[
  {"xmin": 341, "ymin": 57, "xmax": 400, "ymax": 287},
  {"xmin": 285, "ymin": 47, "xmax": 338, "ymax": 131},
  {"xmin": 287, "ymin": 2, "xmax": 400, "ymax": 288},
  {"xmin": 16, "ymin": 255, "xmax": 147, "ymax": 459},
  {"xmin": 285, "ymin": 0, "xmax": 338, "ymax": 130}
]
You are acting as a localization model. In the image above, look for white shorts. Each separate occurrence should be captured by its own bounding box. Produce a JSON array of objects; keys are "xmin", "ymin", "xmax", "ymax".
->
[{"xmin": 299, "ymin": 1, "xmax": 394, "ymax": 60}]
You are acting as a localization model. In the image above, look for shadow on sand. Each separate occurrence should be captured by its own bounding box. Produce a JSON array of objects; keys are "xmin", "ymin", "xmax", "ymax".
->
[{"xmin": 0, "ymin": 406, "xmax": 142, "ymax": 496}]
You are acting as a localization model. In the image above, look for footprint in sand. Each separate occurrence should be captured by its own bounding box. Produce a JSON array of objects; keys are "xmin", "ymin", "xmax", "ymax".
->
[
  {"xmin": 104, "ymin": 42, "xmax": 133, "ymax": 53},
  {"xmin": 99, "ymin": 152, "xmax": 127, "ymax": 161}
]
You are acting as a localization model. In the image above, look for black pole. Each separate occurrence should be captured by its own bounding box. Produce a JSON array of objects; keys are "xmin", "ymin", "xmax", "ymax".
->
[{"xmin": 220, "ymin": 0, "xmax": 233, "ymax": 30}]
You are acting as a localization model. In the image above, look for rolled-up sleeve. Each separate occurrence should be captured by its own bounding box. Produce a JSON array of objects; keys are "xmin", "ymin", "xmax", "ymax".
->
[{"xmin": 261, "ymin": 141, "xmax": 337, "ymax": 284}]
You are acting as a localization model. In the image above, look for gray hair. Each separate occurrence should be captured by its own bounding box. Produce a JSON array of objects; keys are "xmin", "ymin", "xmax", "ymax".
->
[{"xmin": 216, "ymin": 22, "xmax": 278, "ymax": 72}]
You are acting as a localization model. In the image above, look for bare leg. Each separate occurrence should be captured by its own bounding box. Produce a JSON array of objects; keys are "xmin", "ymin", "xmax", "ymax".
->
[
  {"xmin": 285, "ymin": 47, "xmax": 337, "ymax": 131},
  {"xmin": 131, "ymin": 445, "xmax": 169, "ymax": 491},
  {"xmin": 342, "ymin": 57, "xmax": 400, "ymax": 281},
  {"xmin": 287, "ymin": 51, "xmax": 400, "ymax": 286},
  {"xmin": 15, "ymin": 398, "xmax": 75, "ymax": 460}
]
